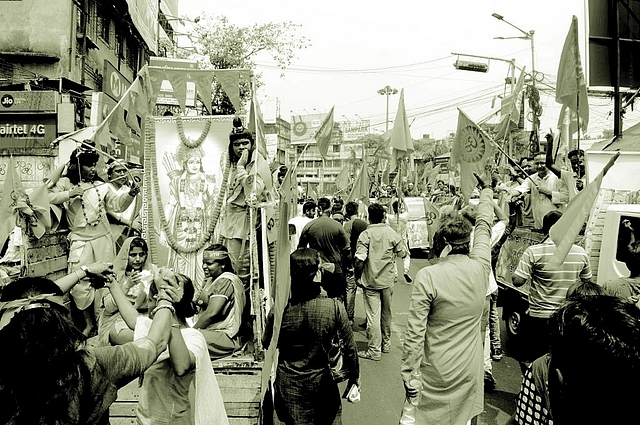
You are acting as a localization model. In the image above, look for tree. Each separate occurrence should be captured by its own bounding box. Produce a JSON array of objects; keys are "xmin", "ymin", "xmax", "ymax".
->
[{"xmin": 181, "ymin": 14, "xmax": 311, "ymax": 115}]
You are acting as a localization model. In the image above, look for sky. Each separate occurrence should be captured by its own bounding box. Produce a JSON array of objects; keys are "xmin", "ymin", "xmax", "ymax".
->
[{"xmin": 177, "ymin": 0, "xmax": 640, "ymax": 141}]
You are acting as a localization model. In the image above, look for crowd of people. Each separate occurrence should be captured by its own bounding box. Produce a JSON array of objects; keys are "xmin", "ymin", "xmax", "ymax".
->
[{"xmin": 2, "ymin": 121, "xmax": 640, "ymax": 425}]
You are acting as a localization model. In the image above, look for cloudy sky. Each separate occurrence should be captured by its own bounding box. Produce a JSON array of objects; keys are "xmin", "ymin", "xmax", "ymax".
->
[{"xmin": 178, "ymin": 0, "xmax": 640, "ymax": 140}]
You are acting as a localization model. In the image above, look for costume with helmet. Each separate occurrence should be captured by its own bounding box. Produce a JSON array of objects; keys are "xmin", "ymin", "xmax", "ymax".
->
[
  {"xmin": 49, "ymin": 143, "xmax": 137, "ymax": 317},
  {"xmin": 219, "ymin": 117, "xmax": 273, "ymax": 285},
  {"xmin": 163, "ymin": 142, "xmax": 217, "ymax": 293}
]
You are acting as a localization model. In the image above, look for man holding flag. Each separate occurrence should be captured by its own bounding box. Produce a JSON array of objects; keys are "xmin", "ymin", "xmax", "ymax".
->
[{"xmin": 511, "ymin": 152, "xmax": 620, "ymax": 366}]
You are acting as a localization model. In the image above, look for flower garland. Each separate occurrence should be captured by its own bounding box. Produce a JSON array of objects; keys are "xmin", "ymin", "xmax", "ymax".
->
[
  {"xmin": 146, "ymin": 120, "xmax": 231, "ymax": 254},
  {"xmin": 80, "ymin": 183, "xmax": 104, "ymax": 226},
  {"xmin": 175, "ymin": 115, "xmax": 212, "ymax": 148}
]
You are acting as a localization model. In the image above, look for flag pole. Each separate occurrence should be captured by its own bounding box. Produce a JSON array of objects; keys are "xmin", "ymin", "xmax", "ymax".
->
[{"xmin": 486, "ymin": 132, "xmax": 539, "ymax": 189}]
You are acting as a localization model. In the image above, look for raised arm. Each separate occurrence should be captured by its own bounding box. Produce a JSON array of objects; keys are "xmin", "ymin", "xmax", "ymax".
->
[
  {"xmin": 545, "ymin": 133, "xmax": 562, "ymax": 178},
  {"xmin": 54, "ymin": 261, "xmax": 112, "ymax": 294}
]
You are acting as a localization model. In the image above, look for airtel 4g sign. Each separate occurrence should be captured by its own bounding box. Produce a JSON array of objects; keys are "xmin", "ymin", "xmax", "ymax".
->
[{"xmin": 0, "ymin": 116, "xmax": 56, "ymax": 149}]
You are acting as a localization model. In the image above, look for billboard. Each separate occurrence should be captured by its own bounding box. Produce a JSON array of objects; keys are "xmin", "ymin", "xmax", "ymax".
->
[{"xmin": 341, "ymin": 120, "xmax": 370, "ymax": 141}]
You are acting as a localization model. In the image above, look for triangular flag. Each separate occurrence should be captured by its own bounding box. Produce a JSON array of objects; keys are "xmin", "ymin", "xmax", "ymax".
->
[
  {"xmin": 214, "ymin": 69, "xmax": 241, "ymax": 113},
  {"xmin": 260, "ymin": 165, "xmax": 294, "ymax": 401},
  {"xmin": 420, "ymin": 162, "xmax": 433, "ymax": 184},
  {"xmin": 0, "ymin": 157, "xmax": 24, "ymax": 248},
  {"xmin": 143, "ymin": 66, "xmax": 164, "ymax": 110},
  {"xmin": 556, "ymin": 15, "xmax": 589, "ymax": 133},
  {"xmin": 548, "ymin": 153, "xmax": 620, "ymax": 267},
  {"xmin": 27, "ymin": 183, "xmax": 52, "ymax": 239},
  {"xmin": 495, "ymin": 67, "xmax": 526, "ymax": 140},
  {"xmin": 165, "ymin": 69, "xmax": 187, "ymax": 112},
  {"xmin": 335, "ymin": 166, "xmax": 350, "ymax": 192},
  {"xmin": 347, "ymin": 159, "xmax": 370, "ymax": 206},
  {"xmin": 450, "ymin": 109, "xmax": 495, "ymax": 201},
  {"xmin": 194, "ymin": 71, "xmax": 214, "ymax": 114},
  {"xmin": 122, "ymin": 92, "xmax": 142, "ymax": 134},
  {"xmin": 248, "ymin": 94, "xmax": 268, "ymax": 159},
  {"xmin": 427, "ymin": 165, "xmax": 441, "ymax": 189},
  {"xmin": 422, "ymin": 197, "xmax": 441, "ymax": 246},
  {"xmin": 315, "ymin": 107, "xmax": 335, "ymax": 159},
  {"xmin": 389, "ymin": 89, "xmax": 414, "ymax": 172}
]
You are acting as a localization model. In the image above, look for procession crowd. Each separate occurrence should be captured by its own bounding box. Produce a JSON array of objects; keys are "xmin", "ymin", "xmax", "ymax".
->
[{"xmin": 1, "ymin": 123, "xmax": 639, "ymax": 425}]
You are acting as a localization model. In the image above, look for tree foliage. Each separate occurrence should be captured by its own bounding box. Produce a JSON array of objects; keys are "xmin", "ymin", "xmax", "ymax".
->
[{"xmin": 179, "ymin": 14, "xmax": 310, "ymax": 115}]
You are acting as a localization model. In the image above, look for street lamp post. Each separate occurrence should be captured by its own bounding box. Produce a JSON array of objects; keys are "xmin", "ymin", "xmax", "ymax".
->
[
  {"xmin": 491, "ymin": 13, "xmax": 535, "ymax": 88},
  {"xmin": 377, "ymin": 85, "xmax": 398, "ymax": 132},
  {"xmin": 492, "ymin": 13, "xmax": 540, "ymax": 153}
]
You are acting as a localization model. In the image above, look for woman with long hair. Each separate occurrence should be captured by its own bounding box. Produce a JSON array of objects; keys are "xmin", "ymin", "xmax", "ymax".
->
[
  {"xmin": 0, "ymin": 261, "xmax": 173, "ymax": 425},
  {"xmin": 263, "ymin": 248, "xmax": 360, "ymax": 425},
  {"xmin": 110, "ymin": 269, "xmax": 226, "ymax": 425}
]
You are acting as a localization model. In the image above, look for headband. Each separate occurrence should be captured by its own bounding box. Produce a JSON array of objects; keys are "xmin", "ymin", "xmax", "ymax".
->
[
  {"xmin": 203, "ymin": 250, "xmax": 229, "ymax": 261},
  {"xmin": 446, "ymin": 235, "xmax": 471, "ymax": 246},
  {"xmin": 0, "ymin": 293, "xmax": 66, "ymax": 331}
]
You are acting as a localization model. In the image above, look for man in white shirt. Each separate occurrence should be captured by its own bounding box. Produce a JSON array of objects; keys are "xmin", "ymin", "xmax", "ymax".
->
[
  {"xmin": 288, "ymin": 200, "xmax": 315, "ymax": 253},
  {"xmin": 509, "ymin": 153, "xmax": 568, "ymax": 230},
  {"xmin": 545, "ymin": 133, "xmax": 584, "ymax": 202}
]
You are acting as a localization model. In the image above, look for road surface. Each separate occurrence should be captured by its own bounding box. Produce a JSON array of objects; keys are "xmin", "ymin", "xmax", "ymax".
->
[{"xmin": 341, "ymin": 254, "xmax": 523, "ymax": 425}]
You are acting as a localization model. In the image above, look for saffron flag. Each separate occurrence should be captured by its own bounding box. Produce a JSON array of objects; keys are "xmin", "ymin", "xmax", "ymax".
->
[
  {"xmin": 450, "ymin": 109, "xmax": 495, "ymax": 201},
  {"xmin": 420, "ymin": 162, "xmax": 433, "ymax": 185},
  {"xmin": 315, "ymin": 106, "xmax": 335, "ymax": 159},
  {"xmin": 248, "ymin": 93, "xmax": 268, "ymax": 159},
  {"xmin": 347, "ymin": 159, "xmax": 370, "ymax": 206},
  {"xmin": 422, "ymin": 197, "xmax": 441, "ymax": 246},
  {"xmin": 0, "ymin": 157, "xmax": 29, "ymax": 249},
  {"xmin": 548, "ymin": 153, "xmax": 620, "ymax": 267},
  {"xmin": 427, "ymin": 165, "xmax": 441, "ymax": 189},
  {"xmin": 495, "ymin": 67, "xmax": 526, "ymax": 140},
  {"xmin": 556, "ymin": 15, "xmax": 589, "ymax": 134},
  {"xmin": 389, "ymin": 89, "xmax": 414, "ymax": 172},
  {"xmin": 26, "ymin": 183, "xmax": 52, "ymax": 239},
  {"xmin": 335, "ymin": 166, "xmax": 350, "ymax": 192},
  {"xmin": 260, "ymin": 165, "xmax": 294, "ymax": 401}
]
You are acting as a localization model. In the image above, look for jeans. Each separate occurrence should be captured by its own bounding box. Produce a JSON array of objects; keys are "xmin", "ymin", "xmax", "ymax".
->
[
  {"xmin": 488, "ymin": 291, "xmax": 501, "ymax": 353},
  {"xmin": 362, "ymin": 286, "xmax": 393, "ymax": 359},
  {"xmin": 345, "ymin": 270, "xmax": 356, "ymax": 321}
]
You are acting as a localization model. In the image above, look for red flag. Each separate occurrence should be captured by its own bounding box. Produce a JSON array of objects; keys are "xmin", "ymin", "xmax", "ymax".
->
[
  {"xmin": 556, "ymin": 16, "xmax": 589, "ymax": 134},
  {"xmin": 450, "ymin": 109, "xmax": 495, "ymax": 201},
  {"xmin": 389, "ymin": 89, "xmax": 414, "ymax": 171},
  {"xmin": 347, "ymin": 159, "xmax": 370, "ymax": 206},
  {"xmin": 315, "ymin": 107, "xmax": 335, "ymax": 159},
  {"xmin": 548, "ymin": 153, "xmax": 619, "ymax": 267}
]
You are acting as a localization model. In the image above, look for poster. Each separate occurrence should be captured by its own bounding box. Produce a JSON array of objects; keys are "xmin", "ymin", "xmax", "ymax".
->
[{"xmin": 143, "ymin": 115, "xmax": 234, "ymax": 291}]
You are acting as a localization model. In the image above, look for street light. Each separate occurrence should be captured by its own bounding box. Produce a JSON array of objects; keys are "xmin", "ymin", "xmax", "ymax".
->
[
  {"xmin": 341, "ymin": 115, "xmax": 351, "ymax": 124},
  {"xmin": 491, "ymin": 13, "xmax": 535, "ymax": 87},
  {"xmin": 377, "ymin": 85, "xmax": 398, "ymax": 132}
]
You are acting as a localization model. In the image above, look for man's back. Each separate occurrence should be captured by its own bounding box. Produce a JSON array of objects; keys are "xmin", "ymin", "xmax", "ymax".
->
[
  {"xmin": 513, "ymin": 240, "xmax": 592, "ymax": 318},
  {"xmin": 356, "ymin": 223, "xmax": 407, "ymax": 289},
  {"xmin": 299, "ymin": 216, "xmax": 350, "ymax": 271}
]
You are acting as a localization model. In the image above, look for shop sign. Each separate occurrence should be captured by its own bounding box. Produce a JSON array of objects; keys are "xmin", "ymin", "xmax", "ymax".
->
[
  {"xmin": 103, "ymin": 60, "xmax": 131, "ymax": 102},
  {"xmin": 0, "ymin": 91, "xmax": 57, "ymax": 113},
  {"xmin": 0, "ymin": 115, "xmax": 56, "ymax": 149}
]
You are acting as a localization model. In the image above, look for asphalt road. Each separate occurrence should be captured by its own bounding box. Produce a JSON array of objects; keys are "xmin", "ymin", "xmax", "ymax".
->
[{"xmin": 341, "ymin": 254, "xmax": 523, "ymax": 425}]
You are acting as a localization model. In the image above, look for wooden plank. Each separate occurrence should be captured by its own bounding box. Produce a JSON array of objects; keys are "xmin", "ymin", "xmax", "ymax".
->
[
  {"xmin": 110, "ymin": 402, "xmax": 137, "ymax": 416},
  {"xmin": 225, "ymin": 402, "xmax": 260, "ymax": 417},
  {"xmin": 26, "ymin": 256, "xmax": 67, "ymax": 277},
  {"xmin": 229, "ymin": 418, "xmax": 259, "ymax": 425},
  {"xmin": 109, "ymin": 419, "xmax": 137, "ymax": 425}
]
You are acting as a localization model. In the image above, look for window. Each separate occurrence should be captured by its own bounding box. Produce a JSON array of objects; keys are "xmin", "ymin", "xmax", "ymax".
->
[{"xmin": 332, "ymin": 145, "xmax": 340, "ymax": 153}]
